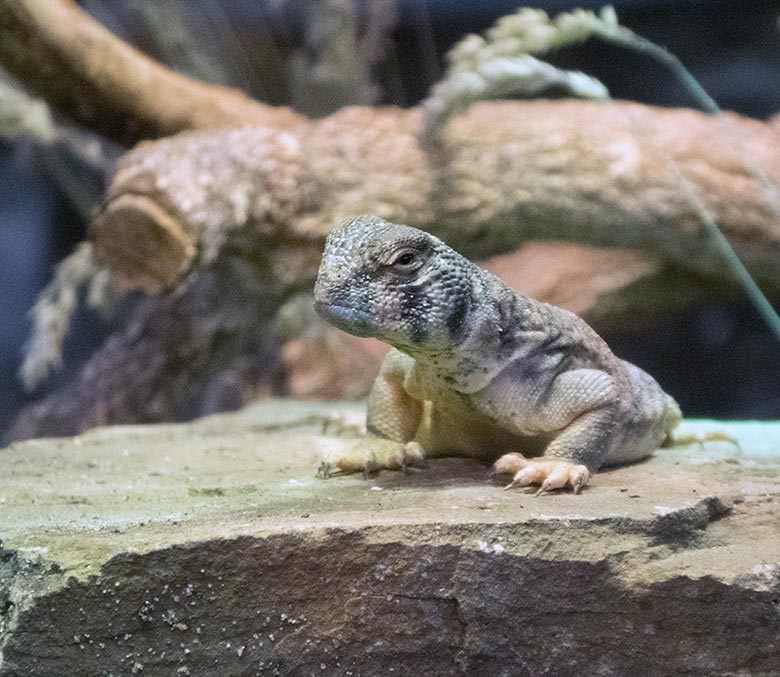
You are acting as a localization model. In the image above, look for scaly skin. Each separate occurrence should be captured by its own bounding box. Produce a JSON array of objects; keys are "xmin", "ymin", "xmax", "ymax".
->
[{"xmin": 313, "ymin": 214, "xmax": 682, "ymax": 494}]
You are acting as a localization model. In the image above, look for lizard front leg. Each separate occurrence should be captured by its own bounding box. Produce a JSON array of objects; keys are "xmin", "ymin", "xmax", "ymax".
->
[
  {"xmin": 492, "ymin": 369, "xmax": 618, "ymax": 495},
  {"xmin": 318, "ymin": 349, "xmax": 428, "ymax": 477},
  {"xmin": 497, "ymin": 406, "xmax": 616, "ymax": 494}
]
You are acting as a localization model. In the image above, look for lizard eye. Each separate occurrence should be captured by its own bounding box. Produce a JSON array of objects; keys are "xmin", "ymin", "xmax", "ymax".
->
[{"xmin": 388, "ymin": 248, "xmax": 420, "ymax": 269}]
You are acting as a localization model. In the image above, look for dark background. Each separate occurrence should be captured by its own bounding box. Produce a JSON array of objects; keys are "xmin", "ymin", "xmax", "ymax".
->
[{"xmin": 2, "ymin": 0, "xmax": 780, "ymax": 435}]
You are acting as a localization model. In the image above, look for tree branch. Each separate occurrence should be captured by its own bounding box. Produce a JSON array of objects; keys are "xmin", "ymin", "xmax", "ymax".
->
[
  {"xmin": 11, "ymin": 96, "xmax": 780, "ymax": 440},
  {"xmin": 92, "ymin": 100, "xmax": 780, "ymax": 295},
  {"xmin": 0, "ymin": 0, "xmax": 305, "ymax": 145},
  {"xmin": 8, "ymin": 258, "xmax": 285, "ymax": 442}
]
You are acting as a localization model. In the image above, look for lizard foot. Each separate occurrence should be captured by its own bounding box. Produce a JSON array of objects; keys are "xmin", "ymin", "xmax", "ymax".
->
[
  {"xmin": 317, "ymin": 440, "xmax": 426, "ymax": 479},
  {"xmin": 668, "ymin": 430, "xmax": 741, "ymax": 451},
  {"xmin": 494, "ymin": 453, "xmax": 590, "ymax": 495}
]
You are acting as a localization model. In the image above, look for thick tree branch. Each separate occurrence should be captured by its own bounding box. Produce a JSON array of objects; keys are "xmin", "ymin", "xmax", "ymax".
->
[
  {"xmin": 93, "ymin": 100, "xmax": 780, "ymax": 295},
  {"xmin": 0, "ymin": 0, "xmax": 304, "ymax": 145}
]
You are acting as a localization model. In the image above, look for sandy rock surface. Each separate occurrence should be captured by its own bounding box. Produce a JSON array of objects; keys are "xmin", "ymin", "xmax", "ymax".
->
[{"xmin": 1, "ymin": 400, "xmax": 778, "ymax": 675}]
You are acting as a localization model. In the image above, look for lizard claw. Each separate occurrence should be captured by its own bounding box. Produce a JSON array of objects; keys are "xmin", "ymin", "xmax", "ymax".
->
[
  {"xmin": 671, "ymin": 430, "xmax": 741, "ymax": 451},
  {"xmin": 317, "ymin": 460, "xmax": 339, "ymax": 479},
  {"xmin": 496, "ymin": 455, "xmax": 590, "ymax": 495},
  {"xmin": 317, "ymin": 439, "xmax": 428, "ymax": 479}
]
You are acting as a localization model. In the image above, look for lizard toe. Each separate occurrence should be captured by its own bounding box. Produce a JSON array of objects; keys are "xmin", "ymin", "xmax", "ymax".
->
[
  {"xmin": 316, "ymin": 460, "xmax": 334, "ymax": 479},
  {"xmin": 403, "ymin": 441, "xmax": 427, "ymax": 468},
  {"xmin": 504, "ymin": 459, "xmax": 591, "ymax": 495},
  {"xmin": 569, "ymin": 464, "xmax": 590, "ymax": 494},
  {"xmin": 505, "ymin": 462, "xmax": 547, "ymax": 490},
  {"xmin": 670, "ymin": 429, "xmax": 741, "ymax": 451},
  {"xmin": 493, "ymin": 452, "xmax": 529, "ymax": 476},
  {"xmin": 318, "ymin": 439, "xmax": 429, "ymax": 479},
  {"xmin": 535, "ymin": 464, "xmax": 574, "ymax": 495}
]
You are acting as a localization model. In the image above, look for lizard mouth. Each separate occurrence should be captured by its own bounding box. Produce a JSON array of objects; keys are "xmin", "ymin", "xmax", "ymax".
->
[{"xmin": 314, "ymin": 300, "xmax": 375, "ymax": 337}]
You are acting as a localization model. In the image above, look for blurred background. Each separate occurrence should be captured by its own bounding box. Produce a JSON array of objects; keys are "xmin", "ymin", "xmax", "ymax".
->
[{"xmin": 2, "ymin": 0, "xmax": 780, "ymax": 435}]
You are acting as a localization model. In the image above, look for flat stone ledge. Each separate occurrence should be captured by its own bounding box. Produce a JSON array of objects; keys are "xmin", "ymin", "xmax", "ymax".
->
[{"xmin": 1, "ymin": 400, "xmax": 779, "ymax": 675}]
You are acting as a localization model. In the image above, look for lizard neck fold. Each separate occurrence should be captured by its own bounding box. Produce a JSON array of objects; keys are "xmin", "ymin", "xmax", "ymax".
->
[{"xmin": 403, "ymin": 268, "xmax": 549, "ymax": 394}]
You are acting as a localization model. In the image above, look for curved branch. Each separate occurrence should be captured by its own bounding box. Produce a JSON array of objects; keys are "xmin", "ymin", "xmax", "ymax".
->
[
  {"xmin": 0, "ymin": 0, "xmax": 305, "ymax": 145},
  {"xmin": 92, "ymin": 100, "xmax": 780, "ymax": 295}
]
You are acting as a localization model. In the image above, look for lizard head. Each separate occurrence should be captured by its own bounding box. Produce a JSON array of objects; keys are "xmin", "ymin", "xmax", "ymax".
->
[{"xmin": 314, "ymin": 214, "xmax": 474, "ymax": 353}]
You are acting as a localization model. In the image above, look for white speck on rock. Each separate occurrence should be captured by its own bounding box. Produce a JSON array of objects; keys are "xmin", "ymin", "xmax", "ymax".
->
[
  {"xmin": 654, "ymin": 506, "xmax": 675, "ymax": 516},
  {"xmin": 374, "ymin": 564, "xmax": 392, "ymax": 581},
  {"xmin": 477, "ymin": 540, "xmax": 504, "ymax": 554},
  {"xmin": 752, "ymin": 563, "xmax": 778, "ymax": 580}
]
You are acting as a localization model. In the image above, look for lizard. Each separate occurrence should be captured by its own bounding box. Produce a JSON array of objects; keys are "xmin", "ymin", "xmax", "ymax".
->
[{"xmin": 313, "ymin": 214, "xmax": 713, "ymax": 495}]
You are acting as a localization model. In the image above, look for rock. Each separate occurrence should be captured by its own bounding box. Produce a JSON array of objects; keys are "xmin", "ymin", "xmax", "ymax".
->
[{"xmin": 1, "ymin": 400, "xmax": 779, "ymax": 676}]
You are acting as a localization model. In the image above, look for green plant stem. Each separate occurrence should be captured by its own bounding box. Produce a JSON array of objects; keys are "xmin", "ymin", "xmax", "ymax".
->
[{"xmin": 601, "ymin": 25, "xmax": 780, "ymax": 338}]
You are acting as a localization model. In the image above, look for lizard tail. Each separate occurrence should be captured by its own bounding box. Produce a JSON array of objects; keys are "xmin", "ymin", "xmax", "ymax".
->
[
  {"xmin": 660, "ymin": 396, "xmax": 683, "ymax": 448},
  {"xmin": 661, "ymin": 397, "xmax": 741, "ymax": 450}
]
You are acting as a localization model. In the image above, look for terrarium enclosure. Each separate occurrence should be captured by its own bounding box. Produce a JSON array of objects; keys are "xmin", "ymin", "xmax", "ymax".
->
[{"xmin": 1, "ymin": 1, "xmax": 780, "ymax": 675}]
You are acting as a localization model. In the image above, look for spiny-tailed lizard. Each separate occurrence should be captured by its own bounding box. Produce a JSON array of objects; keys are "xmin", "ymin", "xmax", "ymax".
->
[{"xmin": 313, "ymin": 214, "xmax": 728, "ymax": 495}]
